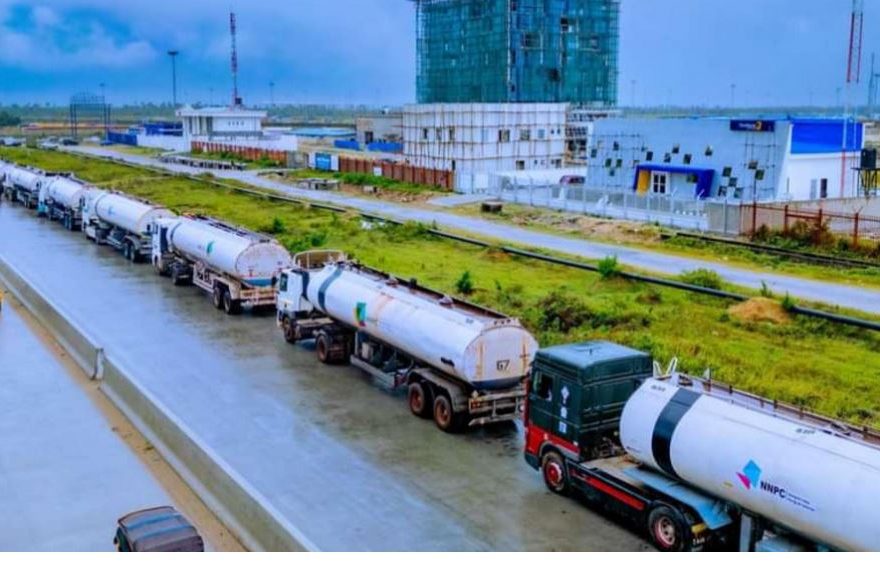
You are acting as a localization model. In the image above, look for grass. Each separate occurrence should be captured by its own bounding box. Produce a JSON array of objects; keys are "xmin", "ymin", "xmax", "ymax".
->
[
  {"xmin": 2, "ymin": 145, "xmax": 880, "ymax": 426},
  {"xmin": 280, "ymin": 168, "xmax": 445, "ymax": 195}
]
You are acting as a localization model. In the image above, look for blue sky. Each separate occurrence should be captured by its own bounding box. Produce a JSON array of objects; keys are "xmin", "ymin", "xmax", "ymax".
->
[{"xmin": 0, "ymin": 0, "xmax": 878, "ymax": 107}]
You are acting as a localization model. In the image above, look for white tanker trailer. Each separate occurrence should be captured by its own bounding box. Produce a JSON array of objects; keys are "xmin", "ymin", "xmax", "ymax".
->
[
  {"xmin": 5, "ymin": 165, "xmax": 46, "ymax": 209},
  {"xmin": 82, "ymin": 190, "xmax": 175, "ymax": 262},
  {"xmin": 151, "ymin": 215, "xmax": 292, "ymax": 315},
  {"xmin": 38, "ymin": 175, "xmax": 92, "ymax": 230},
  {"xmin": 524, "ymin": 342, "xmax": 880, "ymax": 552},
  {"xmin": 276, "ymin": 250, "xmax": 540, "ymax": 432}
]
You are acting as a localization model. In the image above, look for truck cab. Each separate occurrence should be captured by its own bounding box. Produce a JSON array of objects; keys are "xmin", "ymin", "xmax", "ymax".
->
[{"xmin": 524, "ymin": 342, "xmax": 731, "ymax": 552}]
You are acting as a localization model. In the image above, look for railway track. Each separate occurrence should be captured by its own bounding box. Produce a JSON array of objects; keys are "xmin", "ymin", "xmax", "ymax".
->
[{"xmin": 666, "ymin": 232, "xmax": 880, "ymax": 270}]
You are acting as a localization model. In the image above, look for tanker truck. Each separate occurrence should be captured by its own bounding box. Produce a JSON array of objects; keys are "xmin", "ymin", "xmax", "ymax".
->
[
  {"xmin": 524, "ymin": 341, "xmax": 880, "ymax": 552},
  {"xmin": 276, "ymin": 250, "xmax": 539, "ymax": 432},
  {"xmin": 5, "ymin": 165, "xmax": 46, "ymax": 209},
  {"xmin": 82, "ymin": 190, "xmax": 175, "ymax": 262},
  {"xmin": 151, "ymin": 215, "xmax": 292, "ymax": 315},
  {"xmin": 38, "ymin": 175, "xmax": 92, "ymax": 230}
]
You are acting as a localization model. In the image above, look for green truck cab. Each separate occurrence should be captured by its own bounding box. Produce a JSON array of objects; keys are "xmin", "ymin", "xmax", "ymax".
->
[{"xmin": 524, "ymin": 341, "xmax": 652, "ymax": 467}]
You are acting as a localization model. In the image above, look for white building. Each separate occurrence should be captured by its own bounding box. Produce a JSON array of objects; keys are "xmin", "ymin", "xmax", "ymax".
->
[
  {"xmin": 588, "ymin": 117, "xmax": 865, "ymax": 202},
  {"xmin": 172, "ymin": 106, "xmax": 297, "ymax": 152},
  {"xmin": 403, "ymin": 103, "xmax": 567, "ymax": 192}
]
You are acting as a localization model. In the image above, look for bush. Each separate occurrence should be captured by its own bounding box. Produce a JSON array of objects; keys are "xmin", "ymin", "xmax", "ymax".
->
[
  {"xmin": 455, "ymin": 271, "xmax": 474, "ymax": 295},
  {"xmin": 679, "ymin": 269, "xmax": 724, "ymax": 290},
  {"xmin": 781, "ymin": 292, "xmax": 797, "ymax": 312},
  {"xmin": 597, "ymin": 255, "xmax": 621, "ymax": 280},
  {"xmin": 266, "ymin": 217, "xmax": 286, "ymax": 234},
  {"xmin": 760, "ymin": 281, "xmax": 774, "ymax": 298},
  {"xmin": 536, "ymin": 291, "xmax": 593, "ymax": 332}
]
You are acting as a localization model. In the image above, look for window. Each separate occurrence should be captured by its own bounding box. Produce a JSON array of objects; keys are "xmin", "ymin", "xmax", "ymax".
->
[
  {"xmin": 686, "ymin": 173, "xmax": 699, "ymax": 184},
  {"xmin": 612, "ymin": 141, "xmax": 620, "ymax": 151},
  {"xmin": 820, "ymin": 178, "xmax": 828, "ymax": 199},
  {"xmin": 672, "ymin": 144, "xmax": 681, "ymax": 154},
  {"xmin": 748, "ymin": 160, "xmax": 759, "ymax": 170},
  {"xmin": 683, "ymin": 154, "xmax": 692, "ymax": 165},
  {"xmin": 616, "ymin": 158, "xmax": 623, "ymax": 168},
  {"xmin": 663, "ymin": 153, "xmax": 672, "ymax": 163},
  {"xmin": 516, "ymin": 160, "xmax": 526, "ymax": 170},
  {"xmin": 535, "ymin": 373, "xmax": 554, "ymax": 401},
  {"xmin": 537, "ymin": 129, "xmax": 546, "ymax": 140},
  {"xmin": 705, "ymin": 146, "xmax": 714, "ymax": 157},
  {"xmin": 279, "ymin": 274, "xmax": 288, "ymax": 293},
  {"xmin": 448, "ymin": 128, "xmax": 456, "ymax": 142},
  {"xmin": 754, "ymin": 169, "xmax": 765, "ymax": 181},
  {"xmin": 422, "ymin": 128, "xmax": 429, "ymax": 141},
  {"xmin": 435, "ymin": 128, "xmax": 443, "ymax": 141},
  {"xmin": 552, "ymin": 159, "xmax": 562, "ymax": 168},
  {"xmin": 722, "ymin": 166, "xmax": 733, "ymax": 178},
  {"xmin": 645, "ymin": 151, "xmax": 654, "ymax": 162},
  {"xmin": 652, "ymin": 172, "xmax": 668, "ymax": 194},
  {"xmin": 519, "ymin": 129, "xmax": 531, "ymax": 141},
  {"xmin": 499, "ymin": 129, "xmax": 511, "ymax": 143}
]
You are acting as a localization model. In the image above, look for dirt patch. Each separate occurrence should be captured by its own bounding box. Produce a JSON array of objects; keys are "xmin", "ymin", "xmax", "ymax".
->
[
  {"xmin": 729, "ymin": 298, "xmax": 791, "ymax": 325},
  {"xmin": 494, "ymin": 206, "xmax": 663, "ymax": 245}
]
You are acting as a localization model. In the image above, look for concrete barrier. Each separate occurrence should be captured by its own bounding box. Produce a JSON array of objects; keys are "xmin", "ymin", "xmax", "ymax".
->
[
  {"xmin": 0, "ymin": 256, "xmax": 104, "ymax": 379},
  {"xmin": 0, "ymin": 254, "xmax": 316, "ymax": 552}
]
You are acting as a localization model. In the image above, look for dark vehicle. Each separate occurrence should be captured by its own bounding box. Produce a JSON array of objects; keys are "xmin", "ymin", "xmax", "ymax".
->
[
  {"xmin": 59, "ymin": 138, "xmax": 80, "ymax": 146},
  {"xmin": 114, "ymin": 506, "xmax": 205, "ymax": 552},
  {"xmin": 559, "ymin": 175, "xmax": 586, "ymax": 185}
]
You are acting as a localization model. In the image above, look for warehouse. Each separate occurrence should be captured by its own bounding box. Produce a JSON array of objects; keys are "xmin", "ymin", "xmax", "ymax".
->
[{"xmin": 587, "ymin": 117, "xmax": 865, "ymax": 201}]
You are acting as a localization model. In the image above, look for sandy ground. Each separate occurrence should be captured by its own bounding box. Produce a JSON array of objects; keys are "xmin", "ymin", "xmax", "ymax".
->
[{"xmin": 0, "ymin": 286, "xmax": 245, "ymax": 552}]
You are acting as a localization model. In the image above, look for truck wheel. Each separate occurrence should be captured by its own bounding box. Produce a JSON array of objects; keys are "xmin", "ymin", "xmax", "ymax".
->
[
  {"xmin": 212, "ymin": 286, "xmax": 224, "ymax": 309},
  {"xmin": 122, "ymin": 242, "xmax": 131, "ymax": 261},
  {"xmin": 316, "ymin": 333, "xmax": 332, "ymax": 364},
  {"xmin": 223, "ymin": 290, "xmax": 242, "ymax": 315},
  {"xmin": 408, "ymin": 382, "xmax": 433, "ymax": 419},
  {"xmin": 129, "ymin": 247, "xmax": 141, "ymax": 263},
  {"xmin": 541, "ymin": 451, "xmax": 570, "ymax": 495},
  {"xmin": 647, "ymin": 506, "xmax": 690, "ymax": 552},
  {"xmin": 282, "ymin": 318, "xmax": 300, "ymax": 344},
  {"xmin": 432, "ymin": 393, "xmax": 463, "ymax": 433}
]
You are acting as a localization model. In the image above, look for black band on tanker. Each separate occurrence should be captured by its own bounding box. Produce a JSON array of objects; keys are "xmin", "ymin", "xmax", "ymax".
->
[
  {"xmin": 317, "ymin": 267, "xmax": 343, "ymax": 313},
  {"xmin": 651, "ymin": 389, "xmax": 700, "ymax": 479}
]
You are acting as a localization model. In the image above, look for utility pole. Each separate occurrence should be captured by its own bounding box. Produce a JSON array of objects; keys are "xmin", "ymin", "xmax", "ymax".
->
[
  {"xmin": 868, "ymin": 53, "xmax": 878, "ymax": 117},
  {"xmin": 230, "ymin": 12, "xmax": 240, "ymax": 107},
  {"xmin": 841, "ymin": 0, "xmax": 864, "ymax": 197},
  {"xmin": 168, "ymin": 50, "xmax": 180, "ymax": 108}
]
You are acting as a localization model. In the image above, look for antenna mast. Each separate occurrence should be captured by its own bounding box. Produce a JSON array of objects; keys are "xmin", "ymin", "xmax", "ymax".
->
[{"xmin": 230, "ymin": 11, "xmax": 240, "ymax": 107}]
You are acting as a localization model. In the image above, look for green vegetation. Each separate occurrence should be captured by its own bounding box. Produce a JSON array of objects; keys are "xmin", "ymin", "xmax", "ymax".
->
[
  {"xmin": 597, "ymin": 256, "xmax": 621, "ymax": 280},
  {"xmin": 0, "ymin": 110, "xmax": 21, "ymax": 127},
  {"xmin": 281, "ymin": 168, "xmax": 444, "ymax": 195},
  {"xmin": 679, "ymin": 269, "xmax": 725, "ymax": 290},
  {"xmin": 2, "ymin": 146, "xmax": 880, "ymax": 426}
]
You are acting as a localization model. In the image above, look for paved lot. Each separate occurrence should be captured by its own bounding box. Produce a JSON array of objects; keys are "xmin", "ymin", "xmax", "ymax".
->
[
  {"xmin": 0, "ymin": 202, "xmax": 649, "ymax": 551},
  {"xmin": 67, "ymin": 146, "xmax": 880, "ymax": 316},
  {"xmin": 0, "ymin": 286, "xmax": 170, "ymax": 551}
]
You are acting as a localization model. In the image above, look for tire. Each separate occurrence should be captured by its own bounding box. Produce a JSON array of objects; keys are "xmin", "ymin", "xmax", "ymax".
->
[
  {"xmin": 408, "ymin": 382, "xmax": 433, "ymax": 419},
  {"xmin": 541, "ymin": 451, "xmax": 570, "ymax": 495},
  {"xmin": 130, "ymin": 247, "xmax": 140, "ymax": 263},
  {"xmin": 122, "ymin": 243, "xmax": 130, "ymax": 261},
  {"xmin": 212, "ymin": 285, "xmax": 224, "ymax": 309},
  {"xmin": 223, "ymin": 290, "xmax": 241, "ymax": 315},
  {"xmin": 282, "ymin": 318, "xmax": 300, "ymax": 344},
  {"xmin": 316, "ymin": 333, "xmax": 331, "ymax": 364},
  {"xmin": 647, "ymin": 505, "xmax": 691, "ymax": 552},
  {"xmin": 432, "ymin": 393, "xmax": 463, "ymax": 433}
]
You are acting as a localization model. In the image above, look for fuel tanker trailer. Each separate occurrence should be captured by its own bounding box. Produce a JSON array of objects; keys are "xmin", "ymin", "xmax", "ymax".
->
[
  {"xmin": 151, "ymin": 215, "xmax": 292, "ymax": 315},
  {"xmin": 38, "ymin": 175, "xmax": 92, "ymax": 230},
  {"xmin": 82, "ymin": 191, "xmax": 174, "ymax": 262},
  {"xmin": 276, "ymin": 250, "xmax": 540, "ymax": 432},
  {"xmin": 524, "ymin": 342, "xmax": 880, "ymax": 552},
  {"xmin": 5, "ymin": 165, "xmax": 46, "ymax": 209}
]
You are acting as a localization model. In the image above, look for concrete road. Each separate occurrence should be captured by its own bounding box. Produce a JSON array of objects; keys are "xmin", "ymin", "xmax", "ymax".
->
[
  {"xmin": 0, "ymin": 284, "xmax": 170, "ymax": 550},
  {"xmin": 65, "ymin": 146, "xmax": 880, "ymax": 315},
  {"xmin": 0, "ymin": 203, "xmax": 649, "ymax": 551}
]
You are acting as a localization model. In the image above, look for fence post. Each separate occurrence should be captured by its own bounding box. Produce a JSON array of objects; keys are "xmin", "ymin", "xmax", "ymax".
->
[
  {"xmin": 854, "ymin": 212, "xmax": 860, "ymax": 247},
  {"xmin": 815, "ymin": 208, "xmax": 824, "ymax": 245},
  {"xmin": 751, "ymin": 203, "xmax": 758, "ymax": 237},
  {"xmin": 783, "ymin": 205, "xmax": 789, "ymax": 234}
]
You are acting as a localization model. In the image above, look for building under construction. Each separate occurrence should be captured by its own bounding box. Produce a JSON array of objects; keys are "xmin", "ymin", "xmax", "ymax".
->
[{"xmin": 413, "ymin": 0, "xmax": 620, "ymax": 106}]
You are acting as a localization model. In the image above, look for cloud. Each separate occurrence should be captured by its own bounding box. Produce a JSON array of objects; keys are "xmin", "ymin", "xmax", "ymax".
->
[{"xmin": 0, "ymin": 3, "xmax": 158, "ymax": 71}]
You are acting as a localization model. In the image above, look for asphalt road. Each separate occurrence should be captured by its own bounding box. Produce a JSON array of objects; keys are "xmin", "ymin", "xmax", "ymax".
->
[
  {"xmin": 0, "ymin": 280, "xmax": 171, "ymax": 551},
  {"xmin": 0, "ymin": 202, "xmax": 649, "ymax": 551},
  {"xmin": 66, "ymin": 146, "xmax": 880, "ymax": 316}
]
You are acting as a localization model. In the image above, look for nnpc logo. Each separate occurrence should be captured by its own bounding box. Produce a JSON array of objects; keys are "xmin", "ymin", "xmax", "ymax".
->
[{"xmin": 737, "ymin": 460, "xmax": 762, "ymax": 490}]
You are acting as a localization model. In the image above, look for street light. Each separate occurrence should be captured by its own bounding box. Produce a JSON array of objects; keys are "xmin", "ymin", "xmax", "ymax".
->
[{"xmin": 168, "ymin": 50, "xmax": 180, "ymax": 108}]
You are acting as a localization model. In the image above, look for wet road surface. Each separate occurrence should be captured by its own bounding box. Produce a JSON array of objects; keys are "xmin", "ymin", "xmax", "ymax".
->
[
  {"xmin": 0, "ymin": 203, "xmax": 649, "ymax": 551},
  {"xmin": 67, "ymin": 146, "xmax": 880, "ymax": 316},
  {"xmin": 0, "ymin": 282, "xmax": 170, "ymax": 551}
]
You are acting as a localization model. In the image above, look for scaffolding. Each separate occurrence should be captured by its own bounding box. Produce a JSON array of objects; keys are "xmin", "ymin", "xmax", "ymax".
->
[{"xmin": 413, "ymin": 0, "xmax": 619, "ymax": 106}]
